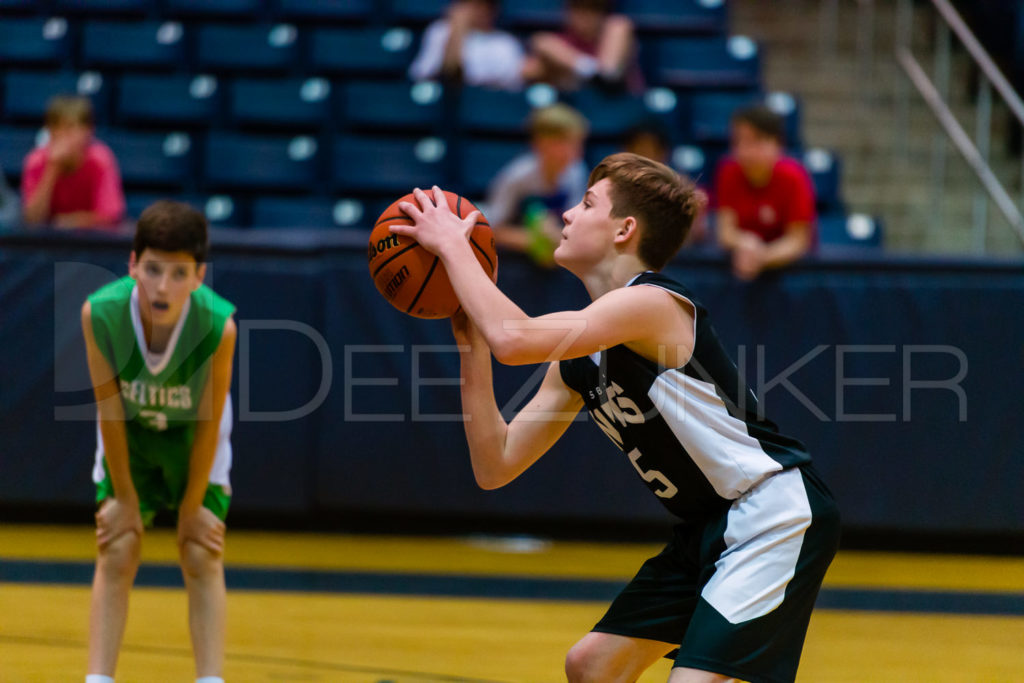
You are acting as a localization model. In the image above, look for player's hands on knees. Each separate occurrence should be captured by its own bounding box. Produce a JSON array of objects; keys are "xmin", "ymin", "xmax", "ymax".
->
[
  {"xmin": 95, "ymin": 497, "xmax": 143, "ymax": 549},
  {"xmin": 177, "ymin": 506, "xmax": 226, "ymax": 555},
  {"xmin": 393, "ymin": 186, "xmax": 480, "ymax": 258}
]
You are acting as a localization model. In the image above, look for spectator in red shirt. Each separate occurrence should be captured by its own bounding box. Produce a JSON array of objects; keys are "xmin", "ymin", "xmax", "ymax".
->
[
  {"xmin": 22, "ymin": 95, "xmax": 125, "ymax": 230},
  {"xmin": 522, "ymin": 0, "xmax": 643, "ymax": 94},
  {"xmin": 716, "ymin": 105, "xmax": 816, "ymax": 280}
]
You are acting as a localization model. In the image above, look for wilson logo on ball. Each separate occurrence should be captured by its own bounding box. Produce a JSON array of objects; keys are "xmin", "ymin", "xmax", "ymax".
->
[{"xmin": 367, "ymin": 190, "xmax": 497, "ymax": 319}]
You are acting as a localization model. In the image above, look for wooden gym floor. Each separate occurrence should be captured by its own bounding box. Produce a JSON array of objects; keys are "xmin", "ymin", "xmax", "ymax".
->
[{"xmin": 2, "ymin": 525, "xmax": 1023, "ymax": 682}]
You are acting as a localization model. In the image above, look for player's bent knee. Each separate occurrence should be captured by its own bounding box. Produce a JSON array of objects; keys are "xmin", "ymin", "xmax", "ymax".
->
[
  {"xmin": 565, "ymin": 635, "xmax": 608, "ymax": 683},
  {"xmin": 179, "ymin": 540, "xmax": 222, "ymax": 580},
  {"xmin": 97, "ymin": 530, "xmax": 141, "ymax": 577}
]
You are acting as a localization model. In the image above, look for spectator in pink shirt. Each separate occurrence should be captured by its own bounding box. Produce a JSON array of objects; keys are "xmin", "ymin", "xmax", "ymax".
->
[{"xmin": 22, "ymin": 95, "xmax": 125, "ymax": 229}]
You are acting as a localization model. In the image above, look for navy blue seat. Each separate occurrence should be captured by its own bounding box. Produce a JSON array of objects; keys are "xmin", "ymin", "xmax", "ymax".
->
[
  {"xmin": 230, "ymin": 77, "xmax": 333, "ymax": 128},
  {"xmin": 687, "ymin": 90, "xmax": 760, "ymax": 143},
  {"xmin": 251, "ymin": 196, "xmax": 383, "ymax": 228},
  {"xmin": 818, "ymin": 212, "xmax": 882, "ymax": 249},
  {"xmin": 388, "ymin": 0, "xmax": 447, "ymax": 25},
  {"xmin": 164, "ymin": 0, "xmax": 264, "ymax": 16},
  {"xmin": 0, "ymin": 0, "xmax": 44, "ymax": 10},
  {"xmin": 802, "ymin": 147, "xmax": 842, "ymax": 212},
  {"xmin": 197, "ymin": 24, "xmax": 299, "ymax": 72},
  {"xmin": 571, "ymin": 87, "xmax": 669, "ymax": 140},
  {"xmin": 457, "ymin": 86, "xmax": 543, "ymax": 136},
  {"xmin": 103, "ymin": 129, "xmax": 195, "ymax": 188},
  {"xmin": 457, "ymin": 139, "xmax": 528, "ymax": 197},
  {"xmin": 82, "ymin": 21, "xmax": 186, "ymax": 70},
  {"xmin": 620, "ymin": 0, "xmax": 726, "ymax": 35},
  {"xmin": 0, "ymin": 17, "xmax": 72, "ymax": 66},
  {"xmin": 124, "ymin": 193, "xmax": 165, "ymax": 220},
  {"xmin": 118, "ymin": 74, "xmax": 221, "ymax": 126},
  {"xmin": 126, "ymin": 193, "xmax": 246, "ymax": 228},
  {"xmin": 2, "ymin": 70, "xmax": 109, "ymax": 123},
  {"xmin": 344, "ymin": 81, "xmax": 445, "ymax": 132},
  {"xmin": 54, "ymin": 0, "xmax": 155, "ymax": 15},
  {"xmin": 309, "ymin": 27, "xmax": 417, "ymax": 77},
  {"xmin": 204, "ymin": 132, "xmax": 321, "ymax": 191},
  {"xmin": 332, "ymin": 135, "xmax": 449, "ymax": 193},
  {"xmin": 274, "ymin": 0, "xmax": 373, "ymax": 22},
  {"xmin": 652, "ymin": 36, "xmax": 760, "ymax": 88},
  {"xmin": 499, "ymin": 0, "xmax": 562, "ymax": 30},
  {"xmin": 669, "ymin": 143, "xmax": 713, "ymax": 184},
  {"xmin": 0, "ymin": 127, "xmax": 41, "ymax": 181}
]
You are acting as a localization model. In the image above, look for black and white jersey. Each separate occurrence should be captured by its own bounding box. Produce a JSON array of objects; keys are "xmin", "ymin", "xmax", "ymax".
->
[{"xmin": 559, "ymin": 271, "xmax": 812, "ymax": 520}]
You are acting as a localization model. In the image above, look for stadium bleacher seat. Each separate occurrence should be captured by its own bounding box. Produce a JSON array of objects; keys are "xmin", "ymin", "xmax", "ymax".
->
[
  {"xmin": 0, "ymin": 127, "xmax": 42, "ymax": 181},
  {"xmin": 456, "ymin": 85, "xmax": 562, "ymax": 137},
  {"xmin": 670, "ymin": 144, "xmax": 711, "ymax": 184},
  {"xmin": 766, "ymin": 91, "xmax": 802, "ymax": 150},
  {"xmin": 164, "ymin": 0, "xmax": 264, "ymax": 17},
  {"xmin": 204, "ymin": 132, "xmax": 321, "ymax": 190},
  {"xmin": 803, "ymin": 147, "xmax": 843, "ymax": 212},
  {"xmin": 457, "ymin": 139, "xmax": 528, "ymax": 198},
  {"xmin": 196, "ymin": 24, "xmax": 299, "ymax": 72},
  {"xmin": 309, "ymin": 27, "xmax": 417, "ymax": 77},
  {"xmin": 387, "ymin": 0, "xmax": 448, "ymax": 25},
  {"xmin": 103, "ymin": 128, "xmax": 194, "ymax": 188},
  {"xmin": 343, "ymin": 80, "xmax": 445, "ymax": 132},
  {"xmin": 274, "ymin": 0, "xmax": 373, "ymax": 22},
  {"xmin": 620, "ymin": 0, "xmax": 727, "ymax": 35},
  {"xmin": 0, "ymin": 17, "xmax": 72, "ymax": 66},
  {"xmin": 2, "ymin": 70, "xmax": 109, "ymax": 123},
  {"xmin": 651, "ymin": 36, "xmax": 761, "ymax": 88},
  {"xmin": 332, "ymin": 135, "xmax": 449, "ymax": 194},
  {"xmin": 54, "ymin": 0, "xmax": 155, "ymax": 15},
  {"xmin": 571, "ymin": 86, "xmax": 674, "ymax": 140},
  {"xmin": 230, "ymin": 77, "xmax": 332, "ymax": 128},
  {"xmin": 81, "ymin": 21, "xmax": 186, "ymax": 70},
  {"xmin": 118, "ymin": 74, "xmax": 221, "ymax": 126},
  {"xmin": 687, "ymin": 89, "xmax": 761, "ymax": 143},
  {"xmin": 251, "ymin": 196, "xmax": 386, "ymax": 228},
  {"xmin": 818, "ymin": 212, "xmax": 883, "ymax": 248},
  {"xmin": 499, "ymin": 0, "xmax": 562, "ymax": 30},
  {"xmin": 0, "ymin": 0, "xmax": 43, "ymax": 10},
  {"xmin": 127, "ymin": 193, "xmax": 248, "ymax": 228}
]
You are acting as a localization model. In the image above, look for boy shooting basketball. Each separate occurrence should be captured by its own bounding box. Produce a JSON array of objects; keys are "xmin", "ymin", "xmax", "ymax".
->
[
  {"xmin": 82, "ymin": 201, "xmax": 236, "ymax": 683},
  {"xmin": 392, "ymin": 153, "xmax": 840, "ymax": 683}
]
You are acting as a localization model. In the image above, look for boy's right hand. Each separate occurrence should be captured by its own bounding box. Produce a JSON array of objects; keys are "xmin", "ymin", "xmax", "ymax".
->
[{"xmin": 95, "ymin": 497, "xmax": 143, "ymax": 549}]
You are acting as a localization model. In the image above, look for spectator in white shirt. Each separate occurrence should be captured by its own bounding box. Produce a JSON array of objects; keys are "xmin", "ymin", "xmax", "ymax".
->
[{"xmin": 409, "ymin": 0, "xmax": 525, "ymax": 91}]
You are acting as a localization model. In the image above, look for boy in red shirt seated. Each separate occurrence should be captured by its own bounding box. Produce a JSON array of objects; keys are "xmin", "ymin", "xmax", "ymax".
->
[
  {"xmin": 22, "ymin": 95, "xmax": 125, "ymax": 230},
  {"xmin": 715, "ymin": 105, "xmax": 816, "ymax": 280}
]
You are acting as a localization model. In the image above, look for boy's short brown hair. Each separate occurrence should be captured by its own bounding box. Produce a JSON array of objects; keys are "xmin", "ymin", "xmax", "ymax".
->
[
  {"xmin": 529, "ymin": 103, "xmax": 588, "ymax": 139},
  {"xmin": 731, "ymin": 104, "xmax": 785, "ymax": 144},
  {"xmin": 44, "ymin": 95, "xmax": 95, "ymax": 128},
  {"xmin": 134, "ymin": 200, "xmax": 209, "ymax": 263},
  {"xmin": 588, "ymin": 152, "xmax": 703, "ymax": 270}
]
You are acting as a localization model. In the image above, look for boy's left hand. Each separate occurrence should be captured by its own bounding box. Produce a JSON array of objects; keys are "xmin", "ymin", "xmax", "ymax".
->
[
  {"xmin": 177, "ymin": 505, "xmax": 226, "ymax": 555},
  {"xmin": 393, "ymin": 186, "xmax": 480, "ymax": 258}
]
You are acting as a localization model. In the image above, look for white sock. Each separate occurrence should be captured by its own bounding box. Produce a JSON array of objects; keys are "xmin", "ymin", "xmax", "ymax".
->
[
  {"xmin": 196, "ymin": 678, "xmax": 224, "ymax": 683},
  {"xmin": 86, "ymin": 676, "xmax": 115, "ymax": 683}
]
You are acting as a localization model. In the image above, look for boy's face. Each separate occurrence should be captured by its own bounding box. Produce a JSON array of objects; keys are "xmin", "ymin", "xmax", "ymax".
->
[
  {"xmin": 731, "ymin": 121, "xmax": 781, "ymax": 180},
  {"xmin": 555, "ymin": 178, "xmax": 623, "ymax": 269},
  {"xmin": 566, "ymin": 6, "xmax": 604, "ymax": 41},
  {"xmin": 48, "ymin": 119, "xmax": 93, "ymax": 167},
  {"xmin": 533, "ymin": 133, "xmax": 583, "ymax": 176},
  {"xmin": 129, "ymin": 248, "xmax": 205, "ymax": 327}
]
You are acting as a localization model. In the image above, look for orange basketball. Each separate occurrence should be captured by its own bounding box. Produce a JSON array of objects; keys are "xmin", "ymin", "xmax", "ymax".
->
[{"xmin": 368, "ymin": 190, "xmax": 497, "ymax": 319}]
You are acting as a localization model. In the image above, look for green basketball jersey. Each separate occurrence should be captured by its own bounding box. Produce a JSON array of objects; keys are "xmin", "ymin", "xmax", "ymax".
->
[{"xmin": 88, "ymin": 275, "xmax": 236, "ymax": 465}]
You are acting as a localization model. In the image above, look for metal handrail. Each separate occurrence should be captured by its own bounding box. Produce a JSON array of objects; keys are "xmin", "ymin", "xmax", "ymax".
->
[
  {"xmin": 929, "ymin": 0, "xmax": 1024, "ymax": 128},
  {"xmin": 896, "ymin": 48, "xmax": 1024, "ymax": 244},
  {"xmin": 895, "ymin": 0, "xmax": 1024, "ymax": 251}
]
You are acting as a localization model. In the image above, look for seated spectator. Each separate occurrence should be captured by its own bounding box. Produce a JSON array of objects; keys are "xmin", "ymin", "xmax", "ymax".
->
[
  {"xmin": 408, "ymin": 0, "xmax": 525, "ymax": 91},
  {"xmin": 487, "ymin": 103, "xmax": 589, "ymax": 266},
  {"xmin": 0, "ymin": 165, "xmax": 19, "ymax": 228},
  {"xmin": 22, "ymin": 95, "xmax": 125, "ymax": 229},
  {"xmin": 522, "ymin": 0, "xmax": 643, "ymax": 93},
  {"xmin": 715, "ymin": 105, "xmax": 815, "ymax": 280}
]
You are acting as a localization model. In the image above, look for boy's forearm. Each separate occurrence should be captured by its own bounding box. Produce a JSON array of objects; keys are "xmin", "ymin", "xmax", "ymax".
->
[
  {"xmin": 439, "ymin": 239, "xmax": 527, "ymax": 350},
  {"xmin": 762, "ymin": 225, "xmax": 810, "ymax": 269},
  {"xmin": 23, "ymin": 166, "xmax": 59, "ymax": 224},
  {"xmin": 99, "ymin": 421, "xmax": 138, "ymax": 503},
  {"xmin": 458, "ymin": 338, "xmax": 510, "ymax": 486}
]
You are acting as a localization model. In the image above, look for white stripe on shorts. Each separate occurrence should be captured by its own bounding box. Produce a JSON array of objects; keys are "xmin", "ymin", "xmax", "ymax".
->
[{"xmin": 700, "ymin": 467, "xmax": 812, "ymax": 624}]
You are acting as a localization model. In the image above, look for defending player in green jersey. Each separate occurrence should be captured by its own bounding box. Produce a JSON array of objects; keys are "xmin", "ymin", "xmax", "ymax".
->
[{"xmin": 81, "ymin": 200, "xmax": 237, "ymax": 683}]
